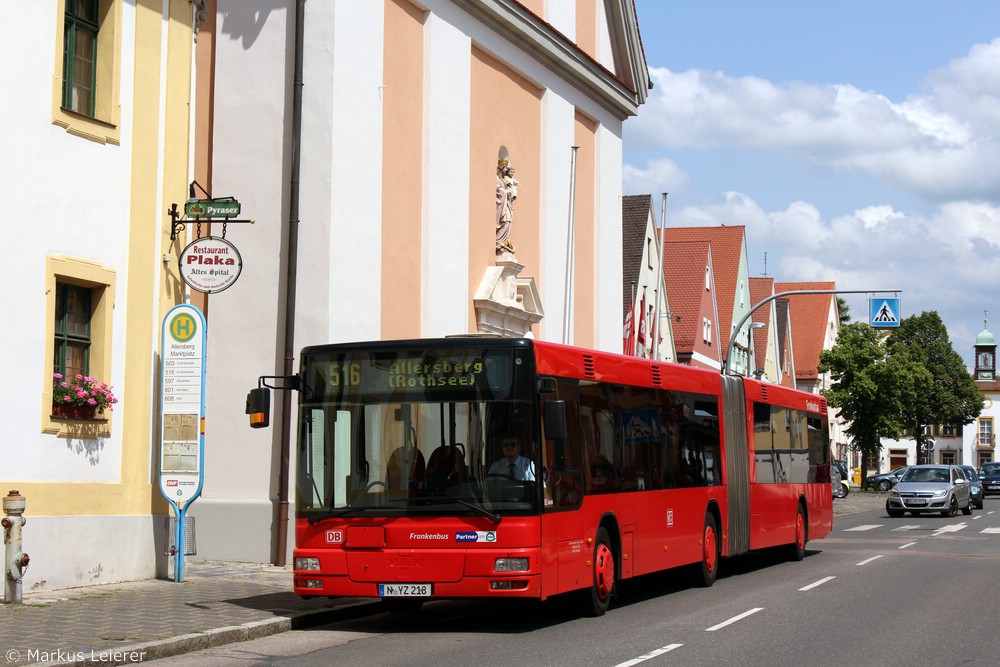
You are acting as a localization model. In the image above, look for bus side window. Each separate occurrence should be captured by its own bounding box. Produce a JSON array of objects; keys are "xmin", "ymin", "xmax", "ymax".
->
[{"xmin": 541, "ymin": 380, "xmax": 583, "ymax": 508}]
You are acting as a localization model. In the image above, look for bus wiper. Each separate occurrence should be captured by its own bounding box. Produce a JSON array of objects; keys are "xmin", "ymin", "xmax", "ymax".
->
[
  {"xmin": 307, "ymin": 505, "xmax": 384, "ymax": 525},
  {"xmin": 439, "ymin": 497, "xmax": 502, "ymax": 524}
]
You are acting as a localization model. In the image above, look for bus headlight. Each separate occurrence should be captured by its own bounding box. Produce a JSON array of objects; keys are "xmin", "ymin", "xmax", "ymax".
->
[
  {"xmin": 494, "ymin": 558, "xmax": 529, "ymax": 572},
  {"xmin": 294, "ymin": 557, "xmax": 321, "ymax": 571}
]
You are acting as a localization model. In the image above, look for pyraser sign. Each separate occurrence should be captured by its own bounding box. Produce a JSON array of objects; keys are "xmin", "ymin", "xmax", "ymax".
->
[{"xmin": 179, "ymin": 236, "xmax": 243, "ymax": 293}]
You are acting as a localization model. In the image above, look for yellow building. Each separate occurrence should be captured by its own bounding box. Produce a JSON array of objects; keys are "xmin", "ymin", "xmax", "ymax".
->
[{"xmin": 3, "ymin": 1, "xmax": 202, "ymax": 591}]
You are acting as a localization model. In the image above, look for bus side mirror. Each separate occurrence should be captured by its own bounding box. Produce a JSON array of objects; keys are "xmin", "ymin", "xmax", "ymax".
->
[
  {"xmin": 543, "ymin": 400, "xmax": 567, "ymax": 440},
  {"xmin": 246, "ymin": 387, "xmax": 271, "ymax": 428}
]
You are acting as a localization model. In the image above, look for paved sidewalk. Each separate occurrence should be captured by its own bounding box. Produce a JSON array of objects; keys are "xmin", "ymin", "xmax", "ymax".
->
[
  {"xmin": 0, "ymin": 491, "xmax": 885, "ymax": 667},
  {"xmin": 0, "ymin": 560, "xmax": 379, "ymax": 667},
  {"xmin": 832, "ymin": 487, "xmax": 887, "ymax": 517}
]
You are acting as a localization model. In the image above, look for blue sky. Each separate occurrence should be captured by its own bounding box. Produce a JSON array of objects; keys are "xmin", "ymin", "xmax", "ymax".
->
[{"xmin": 623, "ymin": 1, "xmax": 1000, "ymax": 366}]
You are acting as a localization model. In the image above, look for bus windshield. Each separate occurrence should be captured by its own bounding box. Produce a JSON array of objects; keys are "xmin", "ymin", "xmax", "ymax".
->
[{"xmin": 295, "ymin": 344, "xmax": 540, "ymax": 519}]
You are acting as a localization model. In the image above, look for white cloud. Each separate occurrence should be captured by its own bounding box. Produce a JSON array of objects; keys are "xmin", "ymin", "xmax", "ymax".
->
[
  {"xmin": 652, "ymin": 188, "xmax": 1000, "ymax": 363},
  {"xmin": 627, "ymin": 37, "xmax": 1000, "ymax": 205},
  {"xmin": 622, "ymin": 158, "xmax": 690, "ymax": 198},
  {"xmin": 624, "ymin": 38, "xmax": 1000, "ymax": 363}
]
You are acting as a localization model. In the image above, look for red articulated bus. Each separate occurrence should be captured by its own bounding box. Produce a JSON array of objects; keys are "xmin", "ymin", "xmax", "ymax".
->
[{"xmin": 247, "ymin": 337, "xmax": 832, "ymax": 615}]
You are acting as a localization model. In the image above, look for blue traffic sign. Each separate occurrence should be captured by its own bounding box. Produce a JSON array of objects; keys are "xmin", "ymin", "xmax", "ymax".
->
[{"xmin": 870, "ymin": 298, "xmax": 901, "ymax": 328}]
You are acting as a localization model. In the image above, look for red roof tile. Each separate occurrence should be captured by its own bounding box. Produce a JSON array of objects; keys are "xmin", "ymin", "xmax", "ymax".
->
[{"xmin": 664, "ymin": 226, "xmax": 746, "ymax": 342}]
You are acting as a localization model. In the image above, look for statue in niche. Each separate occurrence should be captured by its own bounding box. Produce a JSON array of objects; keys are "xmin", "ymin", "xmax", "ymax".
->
[{"xmin": 495, "ymin": 157, "xmax": 518, "ymax": 255}]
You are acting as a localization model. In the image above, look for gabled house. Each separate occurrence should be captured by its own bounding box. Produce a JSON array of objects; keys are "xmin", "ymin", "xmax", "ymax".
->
[
  {"xmin": 622, "ymin": 195, "xmax": 674, "ymax": 361},
  {"xmin": 749, "ymin": 276, "xmax": 795, "ymax": 386},
  {"xmin": 774, "ymin": 281, "xmax": 846, "ymax": 456},
  {"xmin": 663, "ymin": 241, "xmax": 720, "ymax": 370},
  {"xmin": 665, "ymin": 226, "xmax": 753, "ymax": 375},
  {"xmin": 773, "ymin": 281, "xmax": 838, "ymax": 393}
]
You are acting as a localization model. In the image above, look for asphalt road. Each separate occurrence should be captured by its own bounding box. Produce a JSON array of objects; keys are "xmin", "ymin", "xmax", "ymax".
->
[{"xmin": 149, "ymin": 494, "xmax": 1000, "ymax": 666}]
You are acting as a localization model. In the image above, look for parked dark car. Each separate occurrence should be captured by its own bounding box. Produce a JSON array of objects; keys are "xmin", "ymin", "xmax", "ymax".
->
[
  {"xmin": 886, "ymin": 464, "xmax": 973, "ymax": 517},
  {"xmin": 863, "ymin": 466, "xmax": 909, "ymax": 492},
  {"xmin": 959, "ymin": 465, "xmax": 984, "ymax": 509},
  {"xmin": 979, "ymin": 461, "xmax": 1000, "ymax": 497}
]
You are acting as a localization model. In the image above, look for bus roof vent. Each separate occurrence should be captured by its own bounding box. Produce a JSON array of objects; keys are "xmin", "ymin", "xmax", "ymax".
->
[
  {"xmin": 583, "ymin": 354, "xmax": 596, "ymax": 379},
  {"xmin": 650, "ymin": 365, "xmax": 663, "ymax": 387}
]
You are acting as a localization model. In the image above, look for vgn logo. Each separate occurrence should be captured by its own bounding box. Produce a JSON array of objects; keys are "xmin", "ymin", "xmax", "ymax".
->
[
  {"xmin": 456, "ymin": 531, "xmax": 497, "ymax": 543},
  {"xmin": 169, "ymin": 312, "xmax": 197, "ymax": 343}
]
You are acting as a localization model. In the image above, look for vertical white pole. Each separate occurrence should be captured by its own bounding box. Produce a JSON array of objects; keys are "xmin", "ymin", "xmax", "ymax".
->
[
  {"xmin": 652, "ymin": 193, "xmax": 668, "ymax": 360},
  {"xmin": 562, "ymin": 146, "xmax": 579, "ymax": 345}
]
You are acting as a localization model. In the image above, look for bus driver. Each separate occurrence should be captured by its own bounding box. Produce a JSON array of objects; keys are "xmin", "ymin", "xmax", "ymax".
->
[{"xmin": 489, "ymin": 436, "xmax": 536, "ymax": 481}]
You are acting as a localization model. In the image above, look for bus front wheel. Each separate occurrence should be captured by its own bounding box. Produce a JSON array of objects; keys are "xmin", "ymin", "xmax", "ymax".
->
[{"xmin": 582, "ymin": 527, "xmax": 615, "ymax": 617}]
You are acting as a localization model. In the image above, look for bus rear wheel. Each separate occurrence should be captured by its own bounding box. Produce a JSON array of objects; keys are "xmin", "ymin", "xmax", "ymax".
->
[
  {"xmin": 582, "ymin": 526, "xmax": 615, "ymax": 617},
  {"xmin": 695, "ymin": 512, "xmax": 719, "ymax": 587}
]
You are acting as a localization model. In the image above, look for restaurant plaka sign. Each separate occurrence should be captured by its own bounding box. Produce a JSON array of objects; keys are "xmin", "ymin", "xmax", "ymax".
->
[{"xmin": 179, "ymin": 236, "xmax": 243, "ymax": 294}]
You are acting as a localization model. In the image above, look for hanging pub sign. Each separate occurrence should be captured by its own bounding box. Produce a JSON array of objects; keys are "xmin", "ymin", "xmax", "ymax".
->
[{"xmin": 179, "ymin": 236, "xmax": 243, "ymax": 294}]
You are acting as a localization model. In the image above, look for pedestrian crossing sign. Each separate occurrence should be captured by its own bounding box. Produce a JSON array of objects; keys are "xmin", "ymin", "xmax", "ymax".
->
[{"xmin": 869, "ymin": 298, "xmax": 900, "ymax": 328}]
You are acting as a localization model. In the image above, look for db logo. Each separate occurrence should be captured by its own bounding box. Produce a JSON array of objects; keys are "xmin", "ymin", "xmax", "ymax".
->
[
  {"xmin": 166, "ymin": 479, "xmax": 179, "ymax": 487},
  {"xmin": 326, "ymin": 530, "xmax": 343, "ymax": 544}
]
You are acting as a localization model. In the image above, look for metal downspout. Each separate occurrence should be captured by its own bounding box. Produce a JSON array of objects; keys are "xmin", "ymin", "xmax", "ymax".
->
[{"xmin": 276, "ymin": 0, "xmax": 305, "ymax": 567}]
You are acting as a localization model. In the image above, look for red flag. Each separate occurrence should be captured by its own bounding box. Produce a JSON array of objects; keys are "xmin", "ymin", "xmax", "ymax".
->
[
  {"xmin": 623, "ymin": 301, "xmax": 635, "ymax": 355},
  {"xmin": 636, "ymin": 291, "xmax": 647, "ymax": 356}
]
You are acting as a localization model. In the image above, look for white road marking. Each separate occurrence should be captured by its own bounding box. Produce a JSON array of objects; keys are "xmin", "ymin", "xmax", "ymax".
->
[
  {"xmin": 613, "ymin": 644, "xmax": 683, "ymax": 667},
  {"xmin": 891, "ymin": 525, "xmax": 921, "ymax": 531},
  {"xmin": 932, "ymin": 523, "xmax": 967, "ymax": 536},
  {"xmin": 705, "ymin": 608, "xmax": 764, "ymax": 632},
  {"xmin": 856, "ymin": 555, "xmax": 885, "ymax": 566},
  {"xmin": 843, "ymin": 524, "xmax": 882, "ymax": 531},
  {"xmin": 981, "ymin": 527, "xmax": 1000, "ymax": 534},
  {"xmin": 798, "ymin": 576, "xmax": 836, "ymax": 591},
  {"xmin": 899, "ymin": 542, "xmax": 917, "ymax": 549}
]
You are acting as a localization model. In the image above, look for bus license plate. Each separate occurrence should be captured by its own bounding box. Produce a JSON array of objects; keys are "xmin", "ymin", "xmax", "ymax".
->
[{"xmin": 378, "ymin": 583, "xmax": 432, "ymax": 597}]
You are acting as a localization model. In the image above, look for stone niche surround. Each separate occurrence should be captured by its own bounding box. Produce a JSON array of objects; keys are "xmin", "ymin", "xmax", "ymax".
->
[{"xmin": 473, "ymin": 252, "xmax": 543, "ymax": 338}]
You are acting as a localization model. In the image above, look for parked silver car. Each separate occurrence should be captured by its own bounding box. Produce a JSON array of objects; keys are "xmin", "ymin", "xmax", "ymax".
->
[{"xmin": 886, "ymin": 464, "xmax": 973, "ymax": 518}]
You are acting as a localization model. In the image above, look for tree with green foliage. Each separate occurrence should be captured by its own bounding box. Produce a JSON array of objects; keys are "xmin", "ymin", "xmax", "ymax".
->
[
  {"xmin": 819, "ymin": 323, "xmax": 906, "ymax": 483},
  {"xmin": 837, "ymin": 297, "xmax": 851, "ymax": 324},
  {"xmin": 820, "ymin": 312, "xmax": 982, "ymax": 480},
  {"xmin": 884, "ymin": 311, "xmax": 983, "ymax": 464}
]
